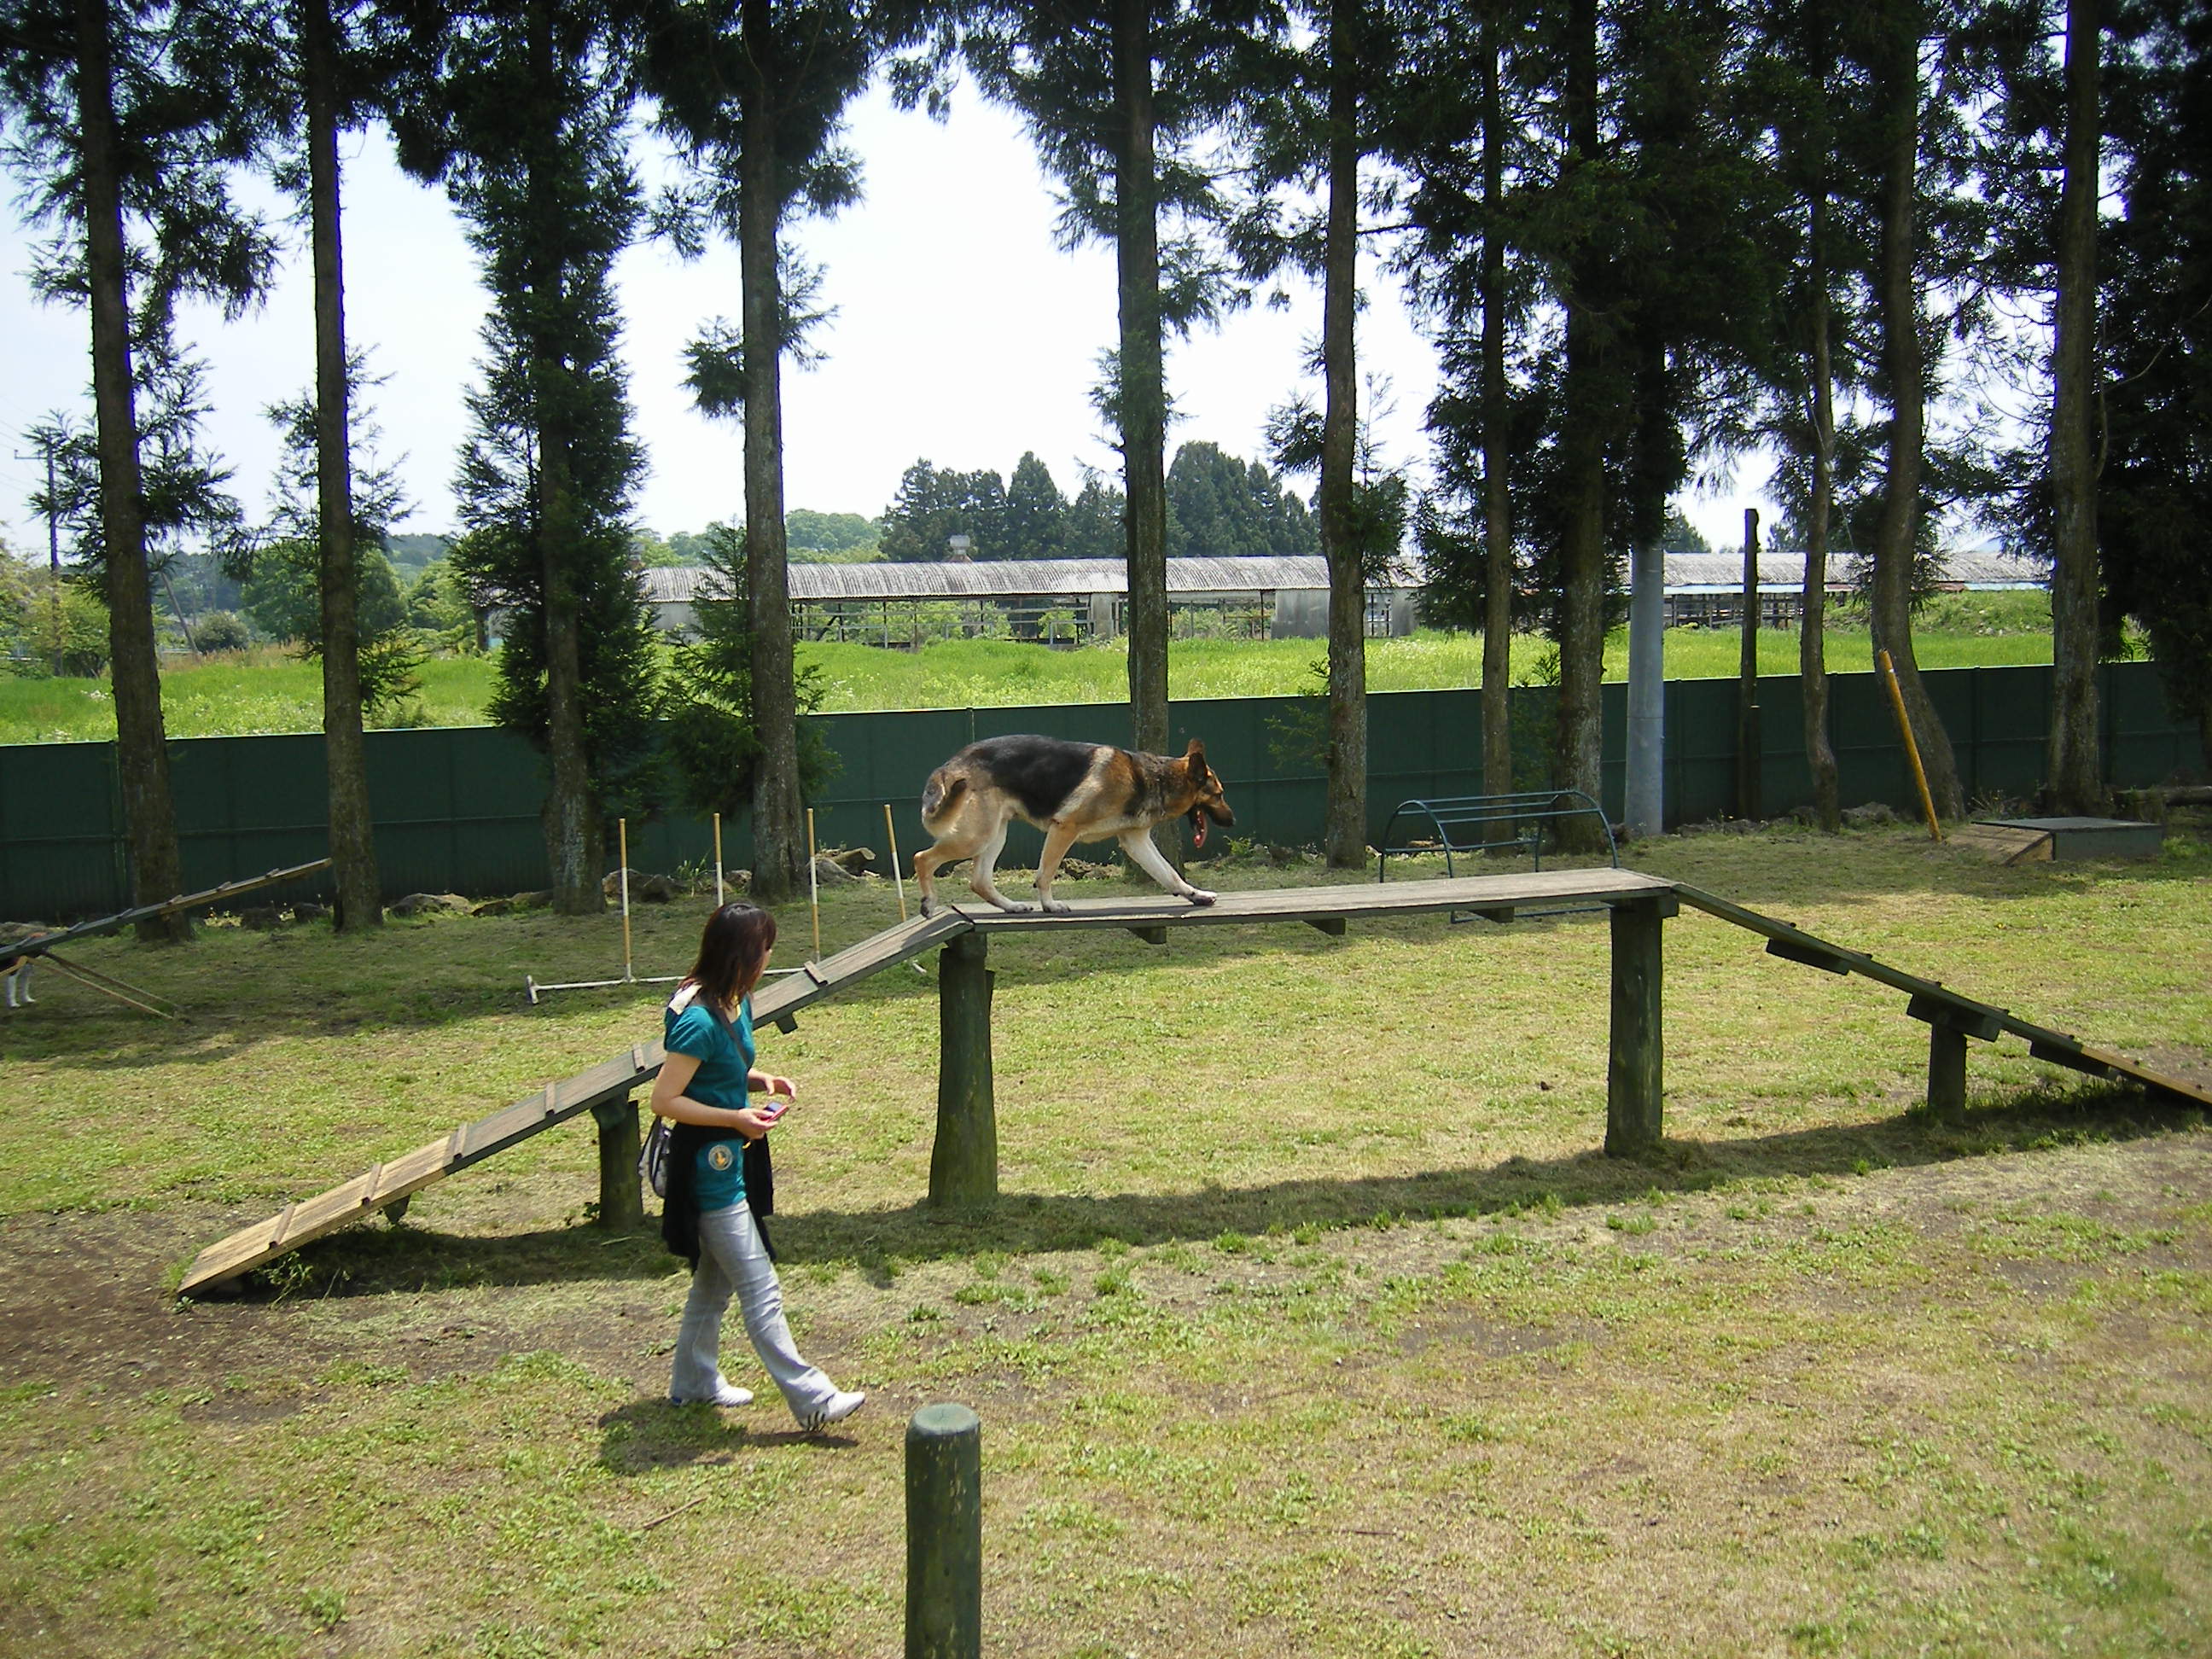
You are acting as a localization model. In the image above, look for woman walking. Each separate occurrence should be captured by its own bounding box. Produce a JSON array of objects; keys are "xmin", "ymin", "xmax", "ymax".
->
[{"xmin": 651, "ymin": 902, "xmax": 865, "ymax": 1433}]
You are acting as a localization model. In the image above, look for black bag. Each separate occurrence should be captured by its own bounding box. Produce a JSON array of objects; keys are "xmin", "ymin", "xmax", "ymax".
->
[{"xmin": 638, "ymin": 1115, "xmax": 672, "ymax": 1198}]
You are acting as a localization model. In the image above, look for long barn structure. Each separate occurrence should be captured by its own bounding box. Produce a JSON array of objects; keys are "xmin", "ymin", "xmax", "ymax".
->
[{"xmin": 640, "ymin": 550, "xmax": 2046, "ymax": 646}]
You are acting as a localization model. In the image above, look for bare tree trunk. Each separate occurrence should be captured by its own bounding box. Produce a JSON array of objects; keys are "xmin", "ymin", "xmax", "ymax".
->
[
  {"xmin": 1802, "ymin": 190, "xmax": 1841, "ymax": 831},
  {"xmin": 1480, "ymin": 21, "xmax": 1513, "ymax": 798},
  {"xmin": 2047, "ymin": 0, "xmax": 2104, "ymax": 812},
  {"xmin": 530, "ymin": 0, "xmax": 601, "ymax": 915},
  {"xmin": 304, "ymin": 0, "xmax": 380, "ymax": 930},
  {"xmin": 1114, "ymin": 0, "xmax": 1168, "ymax": 765},
  {"xmin": 1869, "ymin": 8, "xmax": 1963, "ymax": 818},
  {"xmin": 742, "ymin": 0, "xmax": 806, "ymax": 903},
  {"xmin": 1319, "ymin": 2, "xmax": 1365, "ymax": 868},
  {"xmin": 77, "ymin": 0, "xmax": 187, "ymax": 942},
  {"xmin": 1553, "ymin": 0, "xmax": 1609, "ymax": 847}
]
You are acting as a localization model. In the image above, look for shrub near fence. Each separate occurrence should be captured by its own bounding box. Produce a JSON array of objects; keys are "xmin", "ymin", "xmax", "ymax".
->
[{"xmin": 0, "ymin": 661, "xmax": 2196, "ymax": 923}]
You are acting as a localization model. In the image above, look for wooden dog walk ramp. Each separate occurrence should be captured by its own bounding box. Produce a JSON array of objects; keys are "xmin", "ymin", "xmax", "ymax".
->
[{"xmin": 178, "ymin": 873, "xmax": 2205, "ymax": 1296}]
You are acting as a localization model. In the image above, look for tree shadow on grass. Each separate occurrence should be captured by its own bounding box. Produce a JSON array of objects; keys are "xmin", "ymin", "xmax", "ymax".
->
[{"xmin": 252, "ymin": 1080, "xmax": 2202, "ymax": 1301}]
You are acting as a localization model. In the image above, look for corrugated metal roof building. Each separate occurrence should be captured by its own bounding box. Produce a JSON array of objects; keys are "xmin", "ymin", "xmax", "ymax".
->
[
  {"xmin": 643, "ymin": 556, "xmax": 1425, "ymax": 644},
  {"xmin": 639, "ymin": 548, "xmax": 2045, "ymax": 644}
]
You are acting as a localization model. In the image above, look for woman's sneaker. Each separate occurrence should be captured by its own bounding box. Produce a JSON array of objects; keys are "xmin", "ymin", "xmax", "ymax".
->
[
  {"xmin": 671, "ymin": 1380, "xmax": 755, "ymax": 1408},
  {"xmin": 798, "ymin": 1390, "xmax": 866, "ymax": 1433}
]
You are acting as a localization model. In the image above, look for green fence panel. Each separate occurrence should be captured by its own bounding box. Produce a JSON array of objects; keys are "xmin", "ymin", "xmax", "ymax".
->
[
  {"xmin": 0, "ymin": 739, "xmax": 121, "ymax": 921},
  {"xmin": 2, "ymin": 660, "xmax": 2197, "ymax": 923}
]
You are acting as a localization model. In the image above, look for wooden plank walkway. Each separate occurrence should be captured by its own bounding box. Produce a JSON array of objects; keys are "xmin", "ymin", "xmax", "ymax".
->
[{"xmin": 178, "ymin": 869, "xmax": 2206, "ymax": 1295}]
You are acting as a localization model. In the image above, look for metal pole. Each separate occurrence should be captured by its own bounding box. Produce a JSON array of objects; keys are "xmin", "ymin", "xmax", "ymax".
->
[
  {"xmin": 905, "ymin": 1404, "xmax": 982, "ymax": 1659},
  {"xmin": 885, "ymin": 801, "xmax": 908, "ymax": 923},
  {"xmin": 619, "ymin": 818, "xmax": 633, "ymax": 981},
  {"xmin": 1878, "ymin": 649, "xmax": 1945, "ymax": 841},
  {"xmin": 1625, "ymin": 539, "xmax": 1664, "ymax": 840},
  {"xmin": 1736, "ymin": 509, "xmax": 1761, "ymax": 820}
]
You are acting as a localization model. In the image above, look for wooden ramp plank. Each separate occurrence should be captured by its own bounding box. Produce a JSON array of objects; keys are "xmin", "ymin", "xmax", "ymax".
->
[{"xmin": 1674, "ymin": 882, "xmax": 2212, "ymax": 1108}]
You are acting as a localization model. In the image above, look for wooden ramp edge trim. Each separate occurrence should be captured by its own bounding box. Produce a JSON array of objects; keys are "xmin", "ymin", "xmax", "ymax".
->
[
  {"xmin": 1672, "ymin": 882, "xmax": 2212, "ymax": 1108},
  {"xmin": 181, "ymin": 911, "xmax": 979, "ymax": 1296}
]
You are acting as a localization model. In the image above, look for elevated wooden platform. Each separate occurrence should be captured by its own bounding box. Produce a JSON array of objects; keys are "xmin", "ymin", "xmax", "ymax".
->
[{"xmin": 178, "ymin": 869, "xmax": 2207, "ymax": 1296}]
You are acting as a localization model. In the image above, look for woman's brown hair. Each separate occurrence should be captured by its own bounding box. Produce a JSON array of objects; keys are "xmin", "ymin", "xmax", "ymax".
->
[{"xmin": 684, "ymin": 903, "xmax": 777, "ymax": 1014}]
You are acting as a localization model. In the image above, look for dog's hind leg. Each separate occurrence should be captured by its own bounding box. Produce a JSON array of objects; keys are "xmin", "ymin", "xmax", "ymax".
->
[
  {"xmin": 1032, "ymin": 821, "xmax": 1086, "ymax": 915},
  {"xmin": 1118, "ymin": 830, "xmax": 1216, "ymax": 906}
]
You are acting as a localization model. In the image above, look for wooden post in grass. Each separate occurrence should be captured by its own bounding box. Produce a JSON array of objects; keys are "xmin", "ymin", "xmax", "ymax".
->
[
  {"xmin": 1606, "ymin": 896, "xmax": 1670, "ymax": 1155},
  {"xmin": 931, "ymin": 932, "xmax": 998, "ymax": 1208},
  {"xmin": 591, "ymin": 1096, "xmax": 643, "ymax": 1228},
  {"xmin": 1906, "ymin": 994, "xmax": 1999, "ymax": 1125},
  {"xmin": 906, "ymin": 1403, "xmax": 982, "ymax": 1659}
]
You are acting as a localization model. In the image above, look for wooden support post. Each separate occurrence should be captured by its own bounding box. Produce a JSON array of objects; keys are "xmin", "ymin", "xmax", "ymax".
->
[
  {"xmin": 591, "ymin": 1097, "xmax": 643, "ymax": 1229},
  {"xmin": 906, "ymin": 1403, "xmax": 982, "ymax": 1659},
  {"xmin": 931, "ymin": 933, "xmax": 998, "ymax": 1209},
  {"xmin": 1606, "ymin": 897, "xmax": 1667, "ymax": 1155},
  {"xmin": 1926, "ymin": 1024, "xmax": 1968, "ymax": 1124}
]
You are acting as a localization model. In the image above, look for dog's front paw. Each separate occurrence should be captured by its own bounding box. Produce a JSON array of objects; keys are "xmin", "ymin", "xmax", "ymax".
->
[
  {"xmin": 919, "ymin": 896, "xmax": 938, "ymax": 917},
  {"xmin": 994, "ymin": 899, "xmax": 1037, "ymax": 914},
  {"xmin": 1041, "ymin": 898, "xmax": 1074, "ymax": 916},
  {"xmin": 1185, "ymin": 888, "xmax": 1218, "ymax": 907}
]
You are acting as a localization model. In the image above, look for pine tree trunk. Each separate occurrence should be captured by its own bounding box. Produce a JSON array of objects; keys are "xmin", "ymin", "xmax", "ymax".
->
[
  {"xmin": 1480, "ymin": 25, "xmax": 1512, "ymax": 799},
  {"xmin": 1319, "ymin": 5, "xmax": 1365, "ymax": 869},
  {"xmin": 305, "ymin": 0, "xmax": 381, "ymax": 930},
  {"xmin": 2047, "ymin": 0, "xmax": 2103, "ymax": 812},
  {"xmin": 742, "ymin": 0, "xmax": 806, "ymax": 903},
  {"xmin": 1114, "ymin": 0, "xmax": 1169, "ymax": 771},
  {"xmin": 1869, "ymin": 8, "xmax": 1963, "ymax": 819},
  {"xmin": 530, "ymin": 0, "xmax": 601, "ymax": 915},
  {"xmin": 76, "ymin": 0, "xmax": 186, "ymax": 942},
  {"xmin": 1802, "ymin": 193, "xmax": 1841, "ymax": 832},
  {"xmin": 1553, "ymin": 0, "xmax": 1608, "ymax": 848}
]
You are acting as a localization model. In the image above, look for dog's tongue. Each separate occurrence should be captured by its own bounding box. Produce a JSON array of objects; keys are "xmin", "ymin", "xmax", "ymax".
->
[{"xmin": 1191, "ymin": 808, "xmax": 1207, "ymax": 849}]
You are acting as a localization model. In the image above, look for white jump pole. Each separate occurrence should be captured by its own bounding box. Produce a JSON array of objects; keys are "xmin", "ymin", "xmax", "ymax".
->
[
  {"xmin": 806, "ymin": 807, "xmax": 822, "ymax": 960},
  {"xmin": 713, "ymin": 812, "xmax": 725, "ymax": 908},
  {"xmin": 619, "ymin": 818, "xmax": 633, "ymax": 982},
  {"xmin": 884, "ymin": 802, "xmax": 908, "ymax": 923}
]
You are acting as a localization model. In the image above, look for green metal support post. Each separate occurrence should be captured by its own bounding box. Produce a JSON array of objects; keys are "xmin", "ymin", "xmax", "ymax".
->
[
  {"xmin": 931, "ymin": 932, "xmax": 998, "ymax": 1209},
  {"xmin": 1606, "ymin": 896, "xmax": 1670, "ymax": 1155},
  {"xmin": 591, "ymin": 1097, "xmax": 643, "ymax": 1229}
]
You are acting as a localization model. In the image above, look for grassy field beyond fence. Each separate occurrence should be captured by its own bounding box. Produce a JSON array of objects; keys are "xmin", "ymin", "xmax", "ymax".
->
[
  {"xmin": 0, "ymin": 820, "xmax": 2206, "ymax": 1656},
  {"xmin": 0, "ymin": 591, "xmax": 2061, "ymax": 742}
]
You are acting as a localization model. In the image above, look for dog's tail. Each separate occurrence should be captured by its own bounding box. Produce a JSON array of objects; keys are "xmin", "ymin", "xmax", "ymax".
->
[{"xmin": 920, "ymin": 771, "xmax": 966, "ymax": 823}]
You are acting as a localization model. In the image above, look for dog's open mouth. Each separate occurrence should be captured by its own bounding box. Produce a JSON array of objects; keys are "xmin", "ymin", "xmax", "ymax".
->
[{"xmin": 1190, "ymin": 806, "xmax": 1208, "ymax": 850}]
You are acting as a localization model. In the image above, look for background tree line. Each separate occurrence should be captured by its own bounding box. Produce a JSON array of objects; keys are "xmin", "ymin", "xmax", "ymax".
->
[{"xmin": 3, "ymin": 0, "xmax": 2203, "ymax": 927}]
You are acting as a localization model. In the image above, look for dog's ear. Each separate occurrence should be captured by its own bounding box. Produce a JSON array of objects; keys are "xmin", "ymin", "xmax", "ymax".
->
[{"xmin": 1184, "ymin": 738, "xmax": 1208, "ymax": 783}]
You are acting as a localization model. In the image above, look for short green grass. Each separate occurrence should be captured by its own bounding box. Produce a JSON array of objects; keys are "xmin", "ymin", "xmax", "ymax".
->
[
  {"xmin": 0, "ymin": 822, "xmax": 2206, "ymax": 1656},
  {"xmin": 0, "ymin": 591, "xmax": 2058, "ymax": 742}
]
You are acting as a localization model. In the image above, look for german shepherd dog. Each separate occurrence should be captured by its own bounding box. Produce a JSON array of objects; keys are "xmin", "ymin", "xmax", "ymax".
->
[{"xmin": 914, "ymin": 734, "xmax": 1235, "ymax": 916}]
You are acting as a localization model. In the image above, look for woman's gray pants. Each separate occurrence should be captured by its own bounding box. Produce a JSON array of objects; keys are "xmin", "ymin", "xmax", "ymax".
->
[{"xmin": 672, "ymin": 1200, "xmax": 840, "ymax": 1422}]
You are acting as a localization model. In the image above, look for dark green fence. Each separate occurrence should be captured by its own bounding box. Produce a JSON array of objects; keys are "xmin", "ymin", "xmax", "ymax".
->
[{"xmin": 0, "ymin": 661, "xmax": 2196, "ymax": 923}]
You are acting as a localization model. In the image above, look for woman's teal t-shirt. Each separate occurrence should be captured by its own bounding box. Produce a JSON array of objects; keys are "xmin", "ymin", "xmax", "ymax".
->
[{"xmin": 664, "ymin": 987, "xmax": 755, "ymax": 1210}]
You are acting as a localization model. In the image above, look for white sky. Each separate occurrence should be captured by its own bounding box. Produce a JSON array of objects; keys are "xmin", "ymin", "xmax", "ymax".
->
[{"xmin": 0, "ymin": 81, "xmax": 1774, "ymax": 561}]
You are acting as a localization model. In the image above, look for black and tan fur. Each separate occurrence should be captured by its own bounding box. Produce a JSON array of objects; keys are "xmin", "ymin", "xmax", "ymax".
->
[{"xmin": 913, "ymin": 734, "xmax": 1235, "ymax": 916}]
